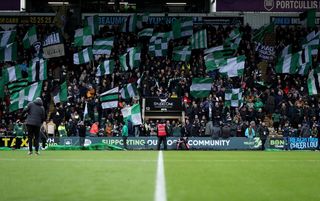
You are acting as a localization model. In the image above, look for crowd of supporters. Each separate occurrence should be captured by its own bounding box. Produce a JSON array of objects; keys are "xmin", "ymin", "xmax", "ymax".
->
[{"xmin": 0, "ymin": 18, "xmax": 320, "ymax": 140}]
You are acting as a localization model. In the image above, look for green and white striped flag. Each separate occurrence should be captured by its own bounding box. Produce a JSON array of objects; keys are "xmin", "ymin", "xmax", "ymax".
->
[
  {"xmin": 190, "ymin": 78, "xmax": 213, "ymax": 98},
  {"xmin": 281, "ymin": 45, "xmax": 292, "ymax": 57},
  {"xmin": 73, "ymin": 47, "xmax": 93, "ymax": 65},
  {"xmin": 219, "ymin": 55, "xmax": 246, "ymax": 77},
  {"xmin": 138, "ymin": 28, "xmax": 154, "ymax": 37},
  {"xmin": 121, "ymin": 14, "xmax": 137, "ymax": 33},
  {"xmin": 84, "ymin": 15, "xmax": 99, "ymax": 35},
  {"xmin": 149, "ymin": 32, "xmax": 171, "ymax": 57},
  {"xmin": 2, "ymin": 65, "xmax": 22, "ymax": 84},
  {"xmin": 225, "ymin": 88, "xmax": 243, "ymax": 107},
  {"xmin": 276, "ymin": 53, "xmax": 299, "ymax": 74},
  {"xmin": 0, "ymin": 30, "xmax": 16, "ymax": 47},
  {"xmin": 92, "ymin": 37, "xmax": 114, "ymax": 55},
  {"xmin": 121, "ymin": 104, "xmax": 142, "ymax": 125},
  {"xmin": 276, "ymin": 47, "xmax": 311, "ymax": 74},
  {"xmin": 120, "ymin": 83, "xmax": 139, "ymax": 99},
  {"xmin": 53, "ymin": 82, "xmax": 68, "ymax": 104},
  {"xmin": 96, "ymin": 60, "xmax": 115, "ymax": 76},
  {"xmin": 28, "ymin": 58, "xmax": 47, "ymax": 82},
  {"xmin": 100, "ymin": 87, "xmax": 119, "ymax": 109},
  {"xmin": 9, "ymin": 81, "xmax": 42, "ymax": 112},
  {"xmin": 172, "ymin": 45, "xmax": 191, "ymax": 61},
  {"xmin": 302, "ymin": 36, "xmax": 319, "ymax": 55},
  {"xmin": 205, "ymin": 57, "xmax": 230, "ymax": 72},
  {"xmin": 120, "ymin": 47, "xmax": 141, "ymax": 71},
  {"xmin": 204, "ymin": 43, "xmax": 238, "ymax": 55},
  {"xmin": 23, "ymin": 26, "xmax": 37, "ymax": 49},
  {"xmin": 74, "ymin": 27, "xmax": 92, "ymax": 46},
  {"xmin": 172, "ymin": 17, "xmax": 193, "ymax": 39},
  {"xmin": 0, "ymin": 43, "xmax": 17, "ymax": 61},
  {"xmin": 227, "ymin": 28, "xmax": 241, "ymax": 41},
  {"xmin": 191, "ymin": 29, "xmax": 207, "ymax": 49},
  {"xmin": 7, "ymin": 80, "xmax": 28, "ymax": 95},
  {"xmin": 308, "ymin": 69, "xmax": 320, "ymax": 95}
]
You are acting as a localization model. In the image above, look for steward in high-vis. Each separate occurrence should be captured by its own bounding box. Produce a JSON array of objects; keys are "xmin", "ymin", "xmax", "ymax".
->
[{"xmin": 157, "ymin": 120, "xmax": 168, "ymax": 150}]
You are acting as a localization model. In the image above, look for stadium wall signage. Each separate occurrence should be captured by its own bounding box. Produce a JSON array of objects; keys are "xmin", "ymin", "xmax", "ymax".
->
[
  {"xmin": 1, "ymin": 137, "xmax": 317, "ymax": 150},
  {"xmin": 271, "ymin": 16, "xmax": 320, "ymax": 25},
  {"xmin": 0, "ymin": 16, "xmax": 54, "ymax": 24},
  {"xmin": 91, "ymin": 16, "xmax": 243, "ymax": 26},
  {"xmin": 217, "ymin": 0, "xmax": 320, "ymax": 12},
  {"xmin": 145, "ymin": 98, "xmax": 182, "ymax": 112}
]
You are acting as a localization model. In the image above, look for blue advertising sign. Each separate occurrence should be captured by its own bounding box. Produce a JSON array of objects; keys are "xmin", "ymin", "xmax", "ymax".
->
[{"xmin": 288, "ymin": 137, "xmax": 318, "ymax": 150}]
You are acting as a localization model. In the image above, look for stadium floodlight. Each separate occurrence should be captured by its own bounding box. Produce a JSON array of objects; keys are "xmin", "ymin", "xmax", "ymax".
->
[
  {"xmin": 48, "ymin": 2, "xmax": 70, "ymax": 5},
  {"xmin": 166, "ymin": 2, "xmax": 187, "ymax": 6}
]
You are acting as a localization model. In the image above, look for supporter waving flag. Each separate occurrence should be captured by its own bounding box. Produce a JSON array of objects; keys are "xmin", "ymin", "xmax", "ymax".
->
[
  {"xmin": 2, "ymin": 65, "xmax": 22, "ymax": 84},
  {"xmin": 120, "ymin": 14, "xmax": 137, "ymax": 33},
  {"xmin": 0, "ymin": 43, "xmax": 17, "ymax": 61},
  {"xmin": 23, "ymin": 26, "xmax": 37, "ymax": 49},
  {"xmin": 73, "ymin": 47, "xmax": 93, "ymax": 65},
  {"xmin": 100, "ymin": 87, "xmax": 119, "ymax": 109},
  {"xmin": 96, "ymin": 60, "xmax": 115, "ymax": 76},
  {"xmin": 53, "ymin": 82, "xmax": 68, "ymax": 104},
  {"xmin": 0, "ymin": 30, "xmax": 16, "ymax": 47},
  {"xmin": 28, "ymin": 58, "xmax": 47, "ymax": 82},
  {"xmin": 190, "ymin": 78, "xmax": 213, "ymax": 98}
]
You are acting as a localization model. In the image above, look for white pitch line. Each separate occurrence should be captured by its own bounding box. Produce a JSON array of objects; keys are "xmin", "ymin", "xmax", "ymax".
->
[
  {"xmin": 0, "ymin": 158, "xmax": 157, "ymax": 162},
  {"xmin": 154, "ymin": 151, "xmax": 167, "ymax": 201}
]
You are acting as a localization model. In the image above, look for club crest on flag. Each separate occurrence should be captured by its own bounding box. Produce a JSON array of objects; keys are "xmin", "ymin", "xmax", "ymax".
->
[{"xmin": 264, "ymin": 0, "xmax": 274, "ymax": 11}]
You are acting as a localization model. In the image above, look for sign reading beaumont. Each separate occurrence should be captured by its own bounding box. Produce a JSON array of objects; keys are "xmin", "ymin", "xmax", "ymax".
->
[{"xmin": 217, "ymin": 0, "xmax": 320, "ymax": 12}]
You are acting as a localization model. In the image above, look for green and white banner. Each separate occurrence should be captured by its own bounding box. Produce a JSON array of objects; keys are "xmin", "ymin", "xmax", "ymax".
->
[
  {"xmin": 74, "ymin": 27, "xmax": 92, "ymax": 46},
  {"xmin": 191, "ymin": 29, "xmax": 207, "ymax": 49},
  {"xmin": 10, "ymin": 81, "xmax": 42, "ymax": 112},
  {"xmin": 73, "ymin": 47, "xmax": 93, "ymax": 65},
  {"xmin": 53, "ymin": 82, "xmax": 68, "ymax": 104},
  {"xmin": 225, "ymin": 88, "xmax": 243, "ymax": 107},
  {"xmin": 96, "ymin": 60, "xmax": 115, "ymax": 76},
  {"xmin": 190, "ymin": 78, "xmax": 212, "ymax": 98},
  {"xmin": 92, "ymin": 37, "xmax": 114, "ymax": 55},
  {"xmin": 100, "ymin": 87, "xmax": 119, "ymax": 109},
  {"xmin": 23, "ymin": 26, "xmax": 37, "ymax": 49},
  {"xmin": 28, "ymin": 58, "xmax": 47, "ymax": 82}
]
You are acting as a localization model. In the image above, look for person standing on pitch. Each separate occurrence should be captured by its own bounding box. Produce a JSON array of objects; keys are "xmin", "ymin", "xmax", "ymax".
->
[
  {"xmin": 23, "ymin": 97, "xmax": 45, "ymax": 155},
  {"xmin": 121, "ymin": 121, "xmax": 128, "ymax": 150},
  {"xmin": 157, "ymin": 120, "xmax": 168, "ymax": 150}
]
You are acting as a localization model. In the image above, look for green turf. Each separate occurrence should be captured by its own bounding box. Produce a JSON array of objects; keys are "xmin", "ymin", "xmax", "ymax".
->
[{"xmin": 0, "ymin": 151, "xmax": 319, "ymax": 201}]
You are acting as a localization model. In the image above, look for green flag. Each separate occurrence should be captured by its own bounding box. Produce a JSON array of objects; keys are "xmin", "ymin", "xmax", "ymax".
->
[
  {"xmin": 53, "ymin": 82, "xmax": 68, "ymax": 104},
  {"xmin": 190, "ymin": 78, "xmax": 213, "ymax": 98}
]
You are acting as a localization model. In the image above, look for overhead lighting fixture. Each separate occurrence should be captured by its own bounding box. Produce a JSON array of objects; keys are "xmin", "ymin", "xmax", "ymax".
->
[
  {"xmin": 166, "ymin": 2, "xmax": 187, "ymax": 5},
  {"xmin": 48, "ymin": 2, "xmax": 69, "ymax": 5}
]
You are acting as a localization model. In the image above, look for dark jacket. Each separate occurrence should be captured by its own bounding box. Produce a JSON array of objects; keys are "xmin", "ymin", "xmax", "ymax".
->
[{"xmin": 24, "ymin": 98, "xmax": 45, "ymax": 127}]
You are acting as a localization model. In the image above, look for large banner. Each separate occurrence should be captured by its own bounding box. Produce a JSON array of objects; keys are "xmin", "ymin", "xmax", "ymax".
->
[
  {"xmin": 288, "ymin": 137, "xmax": 318, "ymax": 150},
  {"xmin": 217, "ymin": 0, "xmax": 320, "ymax": 12},
  {"xmin": 256, "ymin": 43, "xmax": 276, "ymax": 62},
  {"xmin": 42, "ymin": 32, "xmax": 65, "ymax": 59},
  {"xmin": 0, "ymin": 137, "xmax": 262, "ymax": 150},
  {"xmin": 92, "ymin": 16, "xmax": 243, "ymax": 26},
  {"xmin": 1, "ymin": 136, "xmax": 317, "ymax": 150}
]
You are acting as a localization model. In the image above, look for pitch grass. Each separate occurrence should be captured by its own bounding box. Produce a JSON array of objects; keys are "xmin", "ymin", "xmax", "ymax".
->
[{"xmin": 0, "ymin": 151, "xmax": 320, "ymax": 201}]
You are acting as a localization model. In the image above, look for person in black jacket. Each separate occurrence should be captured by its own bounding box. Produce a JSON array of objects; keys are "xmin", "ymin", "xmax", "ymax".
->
[
  {"xmin": 23, "ymin": 98, "xmax": 45, "ymax": 155},
  {"xmin": 78, "ymin": 121, "xmax": 86, "ymax": 148},
  {"xmin": 257, "ymin": 122, "xmax": 269, "ymax": 150}
]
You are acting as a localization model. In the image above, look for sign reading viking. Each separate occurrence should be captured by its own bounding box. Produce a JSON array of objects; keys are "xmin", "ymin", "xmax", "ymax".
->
[
  {"xmin": 217, "ymin": 0, "xmax": 320, "ymax": 12},
  {"xmin": 145, "ymin": 97, "xmax": 182, "ymax": 112},
  {"xmin": 42, "ymin": 32, "xmax": 65, "ymax": 59}
]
